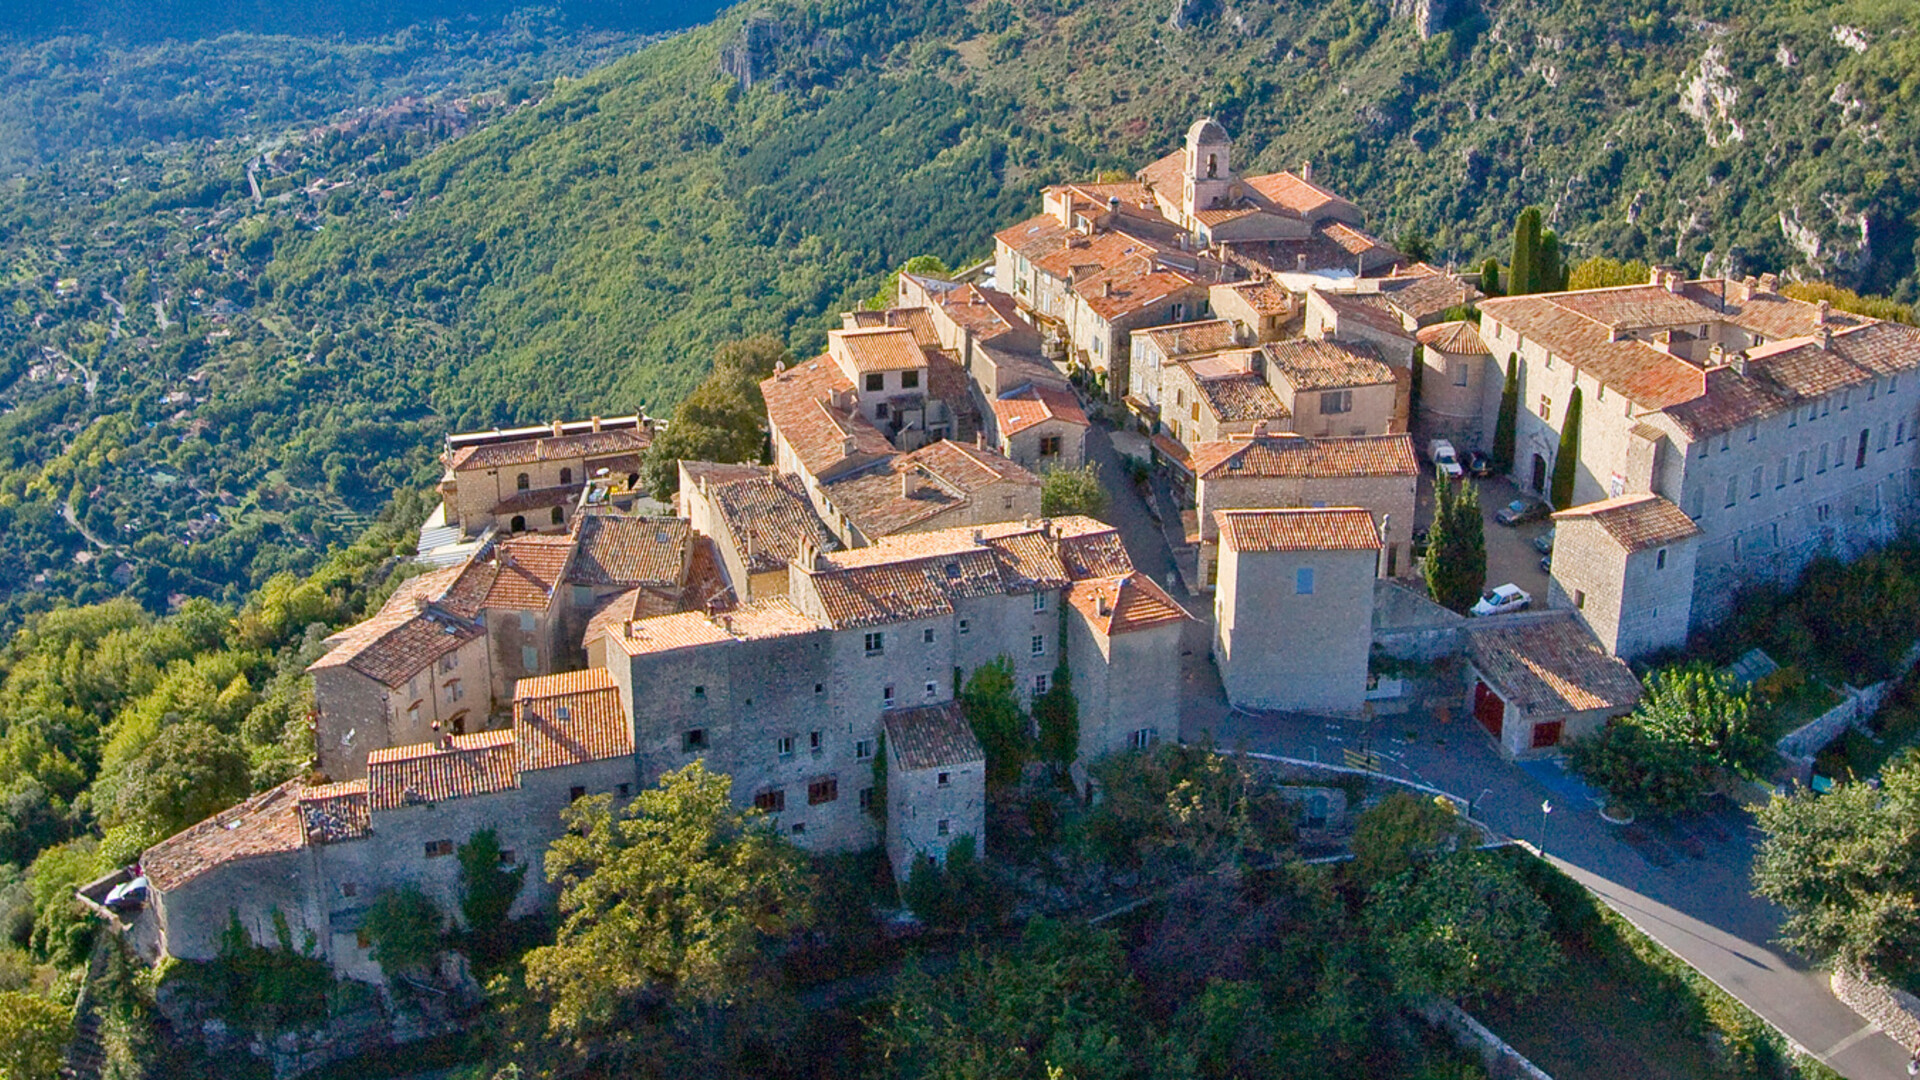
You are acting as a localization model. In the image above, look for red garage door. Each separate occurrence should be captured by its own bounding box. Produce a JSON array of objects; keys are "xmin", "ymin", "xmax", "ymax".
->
[{"xmin": 1473, "ymin": 680, "xmax": 1504, "ymax": 739}]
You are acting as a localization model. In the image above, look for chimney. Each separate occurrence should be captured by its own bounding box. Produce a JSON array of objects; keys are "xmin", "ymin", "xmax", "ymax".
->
[
  {"xmin": 1296, "ymin": 254, "xmax": 1308, "ymax": 273},
  {"xmin": 551, "ymin": 419, "xmax": 564, "ymax": 437},
  {"xmin": 1664, "ymin": 270, "xmax": 1684, "ymax": 295},
  {"xmin": 1095, "ymin": 593, "xmax": 1112, "ymax": 617},
  {"xmin": 843, "ymin": 435, "xmax": 857, "ymax": 457},
  {"xmin": 971, "ymin": 528, "xmax": 984, "ymax": 545},
  {"xmin": 1252, "ymin": 420, "xmax": 1269, "ymax": 438},
  {"xmin": 1734, "ymin": 352, "xmax": 1751, "ymax": 377},
  {"xmin": 1757, "ymin": 272, "xmax": 1779, "ymax": 295},
  {"xmin": 974, "ymin": 430, "xmax": 986, "ymax": 448},
  {"xmin": 1710, "ymin": 343, "xmax": 1726, "ymax": 366},
  {"xmin": 623, "ymin": 619, "xmax": 634, "ymax": 637},
  {"xmin": 1648, "ymin": 265, "xmax": 1664, "ymax": 286},
  {"xmin": 722, "ymin": 614, "xmax": 734, "ymax": 634},
  {"xmin": 901, "ymin": 469, "xmax": 919, "ymax": 498},
  {"xmin": 1300, "ymin": 161, "xmax": 1313, "ymax": 182},
  {"xmin": 1821, "ymin": 325, "xmax": 1833, "ymax": 351},
  {"xmin": 1735, "ymin": 276, "xmax": 1757, "ymax": 303},
  {"xmin": 590, "ymin": 415, "xmax": 602, "ymax": 432},
  {"xmin": 1108, "ymin": 195, "xmax": 1121, "ymax": 215},
  {"xmin": 1102, "ymin": 280, "xmax": 1114, "ymax": 298},
  {"xmin": 1817, "ymin": 299, "xmax": 1831, "ymax": 325}
]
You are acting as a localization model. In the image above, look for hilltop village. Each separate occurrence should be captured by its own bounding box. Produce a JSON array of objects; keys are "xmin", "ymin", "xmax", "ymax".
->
[{"xmin": 105, "ymin": 119, "xmax": 1920, "ymax": 982}]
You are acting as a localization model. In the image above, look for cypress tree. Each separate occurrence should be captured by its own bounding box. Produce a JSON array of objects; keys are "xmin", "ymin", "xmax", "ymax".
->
[
  {"xmin": 1424, "ymin": 473, "xmax": 1487, "ymax": 614},
  {"xmin": 1550, "ymin": 385, "xmax": 1583, "ymax": 510},
  {"xmin": 1492, "ymin": 353, "xmax": 1519, "ymax": 473},
  {"xmin": 1479, "ymin": 256, "xmax": 1501, "ymax": 297},
  {"xmin": 1539, "ymin": 229, "xmax": 1565, "ymax": 293},
  {"xmin": 1511, "ymin": 207, "xmax": 1542, "ymax": 295}
]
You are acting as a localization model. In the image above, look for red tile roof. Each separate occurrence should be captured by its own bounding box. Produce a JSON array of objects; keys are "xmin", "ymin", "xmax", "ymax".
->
[
  {"xmin": 993, "ymin": 383, "xmax": 1088, "ymax": 436},
  {"xmin": 1067, "ymin": 572, "xmax": 1191, "ymax": 637},
  {"xmin": 446, "ymin": 426, "xmax": 650, "ymax": 473},
  {"xmin": 512, "ymin": 668, "xmax": 632, "ymax": 772},
  {"xmin": 1382, "ymin": 269, "xmax": 1481, "ymax": 323},
  {"xmin": 830, "ymin": 327, "xmax": 927, "ymax": 373},
  {"xmin": 299, "ymin": 780, "xmax": 371, "ymax": 845},
  {"xmin": 1465, "ymin": 614, "xmax": 1642, "ymax": 717},
  {"xmin": 1215, "ymin": 507, "xmax": 1382, "ymax": 552},
  {"xmin": 610, "ymin": 598, "xmax": 820, "ymax": 657},
  {"xmin": 883, "ymin": 702, "xmax": 984, "ymax": 771},
  {"xmin": 1262, "ymin": 338, "xmax": 1394, "ymax": 391},
  {"xmin": 1417, "ymin": 320, "xmax": 1490, "ymax": 354},
  {"xmin": 1138, "ymin": 319, "xmax": 1241, "ymax": 360},
  {"xmin": 367, "ymin": 729, "xmax": 520, "ymax": 810},
  {"xmin": 1073, "ymin": 257, "xmax": 1202, "ymax": 322},
  {"xmin": 1312, "ymin": 289, "xmax": 1414, "ymax": 339},
  {"xmin": 760, "ymin": 359, "xmax": 895, "ymax": 480},
  {"xmin": 1243, "ymin": 170, "xmax": 1359, "ymax": 222},
  {"xmin": 823, "ymin": 440, "xmax": 1040, "ymax": 539},
  {"xmin": 1217, "ymin": 279, "xmax": 1293, "ymax": 316},
  {"xmin": 705, "ymin": 470, "xmax": 838, "ymax": 574},
  {"xmin": 1191, "ymin": 432, "xmax": 1417, "ymax": 480},
  {"xmin": 1196, "ymin": 372, "xmax": 1285, "ymax": 424},
  {"xmin": 144, "ymin": 780, "xmax": 308, "ymax": 891},
  {"xmin": 803, "ymin": 520, "xmax": 1082, "ymax": 628},
  {"xmin": 568, "ymin": 514, "xmax": 690, "ymax": 589},
  {"xmin": 1552, "ymin": 493, "xmax": 1702, "ymax": 552},
  {"xmin": 309, "ymin": 566, "xmax": 481, "ymax": 688},
  {"xmin": 443, "ymin": 533, "xmax": 573, "ymax": 614}
]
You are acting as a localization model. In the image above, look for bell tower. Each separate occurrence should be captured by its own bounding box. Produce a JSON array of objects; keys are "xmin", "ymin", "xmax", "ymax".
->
[{"xmin": 1182, "ymin": 117, "xmax": 1234, "ymax": 222}]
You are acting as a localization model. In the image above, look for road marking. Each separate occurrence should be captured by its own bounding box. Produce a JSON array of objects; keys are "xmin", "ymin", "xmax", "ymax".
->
[{"xmin": 1817, "ymin": 1022, "xmax": 1881, "ymax": 1061}]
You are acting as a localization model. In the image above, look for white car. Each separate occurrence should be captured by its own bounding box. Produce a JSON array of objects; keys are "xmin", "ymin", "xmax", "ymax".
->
[
  {"xmin": 1429, "ymin": 438, "xmax": 1464, "ymax": 479},
  {"xmin": 1471, "ymin": 583, "xmax": 1531, "ymax": 617}
]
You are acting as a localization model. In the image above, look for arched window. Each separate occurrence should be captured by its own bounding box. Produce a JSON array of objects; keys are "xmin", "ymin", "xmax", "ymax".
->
[
  {"xmin": 1207, "ymin": 153, "xmax": 1218, "ymax": 178},
  {"xmin": 510, "ymin": 515, "xmax": 526, "ymax": 532},
  {"xmin": 516, "ymin": 473, "xmax": 530, "ymax": 491},
  {"xmin": 551, "ymin": 506, "xmax": 564, "ymax": 525},
  {"xmin": 448, "ymin": 711, "xmax": 468, "ymax": 735},
  {"xmin": 560, "ymin": 467, "xmax": 573, "ymax": 485},
  {"xmin": 627, "ymin": 472, "xmax": 639, "ymax": 489}
]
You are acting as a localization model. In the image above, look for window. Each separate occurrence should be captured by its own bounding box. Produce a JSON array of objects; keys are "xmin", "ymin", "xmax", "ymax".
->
[
  {"xmin": 1033, "ymin": 591, "xmax": 1047, "ymax": 612},
  {"xmin": 569, "ymin": 785, "xmax": 586, "ymax": 802},
  {"xmin": 937, "ymin": 819, "xmax": 951, "ymax": 837},
  {"xmin": 1818, "ymin": 444, "xmax": 1829, "ymax": 473},
  {"xmin": 901, "ymin": 369, "xmax": 920, "ymax": 389},
  {"xmin": 1034, "ymin": 673, "xmax": 1049, "ymax": 695},
  {"xmin": 1795, "ymin": 451, "xmax": 1807, "ymax": 482},
  {"xmin": 1724, "ymin": 477, "xmax": 1737, "ymax": 508},
  {"xmin": 407, "ymin": 701, "xmax": 421, "ymax": 726},
  {"xmin": 440, "ymin": 654, "xmax": 458, "ymax": 674},
  {"xmin": 1870, "ymin": 379, "xmax": 1879, "ymax": 401},
  {"xmin": 865, "ymin": 632, "xmax": 885, "ymax": 656},
  {"xmin": 510, "ymin": 515, "xmax": 526, "ymax": 532},
  {"xmin": 1131, "ymin": 728, "xmax": 1158, "ymax": 751},
  {"xmin": 341, "ymin": 881, "xmax": 357, "ymax": 898},
  {"xmin": 617, "ymin": 784, "xmax": 631, "ymax": 798},
  {"xmin": 937, "ymin": 772, "xmax": 952, "ymax": 787},
  {"xmin": 1656, "ymin": 548, "xmax": 1667, "ymax": 570},
  {"xmin": 693, "ymin": 684, "xmax": 707, "ymax": 700},
  {"xmin": 1841, "ymin": 389, "xmax": 1852, "ymax": 410},
  {"xmin": 923, "ymin": 627, "xmax": 935, "ymax": 644},
  {"xmin": 1538, "ymin": 394, "xmax": 1552, "ymax": 420},
  {"xmin": 810, "ymin": 730, "xmax": 823, "ymax": 752},
  {"xmin": 499, "ymin": 849, "xmax": 518, "ymax": 865},
  {"xmin": 1451, "ymin": 361, "xmax": 1468, "ymax": 387},
  {"xmin": 444, "ymin": 678, "xmax": 462, "ymax": 702},
  {"xmin": 1750, "ymin": 467, "xmax": 1763, "ymax": 498},
  {"xmin": 856, "ymin": 739, "xmax": 875, "ymax": 761},
  {"xmin": 551, "ymin": 506, "xmax": 565, "ymax": 525},
  {"xmin": 1573, "ymin": 589, "xmax": 1586, "ymax": 609},
  {"xmin": 1321, "ymin": 390, "xmax": 1353, "ymax": 415},
  {"xmin": 518, "ymin": 610, "xmax": 537, "ymax": 632},
  {"xmin": 559, "ymin": 467, "xmax": 572, "ymax": 485},
  {"xmin": 958, "ymin": 619, "xmax": 970, "ymax": 635},
  {"xmin": 883, "ymin": 685, "xmax": 895, "ymax": 708},
  {"xmin": 1039, "ymin": 435, "xmax": 1063, "ymax": 456},
  {"xmin": 865, "ymin": 373, "xmax": 884, "ymax": 392},
  {"xmin": 875, "ymin": 402, "xmax": 889, "ymax": 420},
  {"xmin": 754, "ymin": 789, "xmax": 786, "ymax": 813},
  {"xmin": 1296, "ymin": 566, "xmax": 1315, "ymax": 594},
  {"xmin": 1901, "ymin": 420, "xmax": 1909, "ymax": 445},
  {"xmin": 1719, "ymin": 433, "xmax": 1731, "ymax": 453},
  {"xmin": 1003, "ymin": 495, "xmax": 1014, "ymax": 510},
  {"xmin": 1031, "ymin": 634, "xmax": 1046, "ymax": 656},
  {"xmin": 859, "ymin": 787, "xmax": 875, "ymax": 810},
  {"xmin": 1746, "ymin": 422, "xmax": 1758, "ymax": 442},
  {"xmin": 791, "ymin": 822, "xmax": 807, "ymax": 835},
  {"xmin": 809, "ymin": 778, "xmax": 839, "ymax": 805},
  {"xmin": 776, "ymin": 736, "xmax": 794, "ymax": 757},
  {"xmin": 814, "ymin": 683, "xmax": 824, "ymax": 695},
  {"xmin": 516, "ymin": 473, "xmax": 530, "ymax": 491},
  {"xmin": 521, "ymin": 644, "xmax": 539, "ymax": 671},
  {"xmin": 1777, "ymin": 459, "xmax": 1788, "ymax": 489},
  {"xmin": 682, "ymin": 728, "xmax": 708, "ymax": 752},
  {"xmin": 572, "ymin": 584, "xmax": 593, "ymax": 608},
  {"xmin": 925, "ymin": 681, "xmax": 938, "ymax": 699},
  {"xmin": 424, "ymin": 840, "xmax": 454, "ymax": 858}
]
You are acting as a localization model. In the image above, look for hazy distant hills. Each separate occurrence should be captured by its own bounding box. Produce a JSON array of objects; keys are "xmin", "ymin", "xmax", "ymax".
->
[{"xmin": 0, "ymin": 0, "xmax": 726, "ymax": 41}]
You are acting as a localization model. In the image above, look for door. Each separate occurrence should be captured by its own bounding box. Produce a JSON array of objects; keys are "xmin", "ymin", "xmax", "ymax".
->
[
  {"xmin": 1473, "ymin": 680, "xmax": 1504, "ymax": 739},
  {"xmin": 1531, "ymin": 720, "xmax": 1564, "ymax": 749},
  {"xmin": 1531, "ymin": 454, "xmax": 1548, "ymax": 493}
]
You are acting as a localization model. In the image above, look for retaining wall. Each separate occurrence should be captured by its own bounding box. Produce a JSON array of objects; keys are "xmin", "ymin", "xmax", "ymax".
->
[
  {"xmin": 1831, "ymin": 967, "xmax": 1920, "ymax": 1052},
  {"xmin": 1416, "ymin": 998, "xmax": 1555, "ymax": 1080}
]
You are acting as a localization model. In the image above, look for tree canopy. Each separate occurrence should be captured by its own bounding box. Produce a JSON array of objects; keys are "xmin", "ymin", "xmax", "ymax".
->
[
  {"xmin": 1367, "ymin": 850, "xmax": 1561, "ymax": 1006},
  {"xmin": 959, "ymin": 657, "xmax": 1031, "ymax": 790},
  {"xmin": 1039, "ymin": 463, "xmax": 1111, "ymax": 521},
  {"xmin": 1423, "ymin": 472, "xmax": 1485, "ymax": 614}
]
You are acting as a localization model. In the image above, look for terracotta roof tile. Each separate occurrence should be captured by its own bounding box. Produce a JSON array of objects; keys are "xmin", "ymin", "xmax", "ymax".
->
[
  {"xmin": 1217, "ymin": 279, "xmax": 1293, "ymax": 316},
  {"xmin": 883, "ymin": 702, "xmax": 984, "ymax": 771},
  {"xmin": 583, "ymin": 586, "xmax": 685, "ymax": 649},
  {"xmin": 568, "ymin": 514, "xmax": 690, "ymax": 588},
  {"xmin": 804, "ymin": 520, "xmax": 1078, "ymax": 628},
  {"xmin": 1197, "ymin": 372, "xmax": 1285, "ymax": 424},
  {"xmin": 309, "ymin": 566, "xmax": 481, "ymax": 688},
  {"xmin": 993, "ymin": 383, "xmax": 1088, "ymax": 436},
  {"xmin": 1465, "ymin": 614, "xmax": 1642, "ymax": 716},
  {"xmin": 144, "ymin": 780, "xmax": 307, "ymax": 892},
  {"xmin": 1552, "ymin": 494, "xmax": 1702, "ymax": 552},
  {"xmin": 707, "ymin": 471, "xmax": 838, "ymax": 574},
  {"xmin": 446, "ymin": 425, "xmax": 650, "ymax": 472},
  {"xmin": 1073, "ymin": 257, "xmax": 1202, "ymax": 322},
  {"xmin": 1058, "ymin": 525, "xmax": 1135, "ymax": 580},
  {"xmin": 513, "ymin": 668, "xmax": 632, "ymax": 772},
  {"xmin": 1139, "ymin": 319, "xmax": 1241, "ymax": 360},
  {"xmin": 476, "ymin": 534, "xmax": 573, "ymax": 611},
  {"xmin": 1382, "ymin": 270, "xmax": 1482, "ymax": 323},
  {"xmin": 1417, "ymin": 320, "xmax": 1490, "ymax": 354},
  {"xmin": 830, "ymin": 327, "xmax": 927, "ymax": 373},
  {"xmin": 843, "ymin": 307, "xmax": 941, "ymax": 348},
  {"xmin": 1263, "ymin": 338, "xmax": 1394, "ymax": 391},
  {"xmin": 936, "ymin": 285, "xmax": 1037, "ymax": 347},
  {"xmin": 298, "ymin": 780, "xmax": 371, "ymax": 845},
  {"xmin": 1191, "ymin": 432, "xmax": 1417, "ymax": 480},
  {"xmin": 761, "ymin": 360, "xmax": 895, "ymax": 479},
  {"xmin": 1243, "ymin": 170, "xmax": 1357, "ymax": 221},
  {"xmin": 994, "ymin": 213, "xmax": 1074, "ymax": 260},
  {"xmin": 823, "ymin": 441, "xmax": 1039, "ymax": 539},
  {"xmin": 1215, "ymin": 507, "xmax": 1382, "ymax": 552},
  {"xmin": 682, "ymin": 535, "xmax": 737, "ymax": 613},
  {"xmin": 1067, "ymin": 572, "xmax": 1191, "ymax": 637},
  {"xmin": 367, "ymin": 729, "xmax": 519, "ymax": 810},
  {"xmin": 1313, "ymin": 289, "xmax": 1414, "ymax": 339},
  {"xmin": 609, "ymin": 598, "xmax": 818, "ymax": 657}
]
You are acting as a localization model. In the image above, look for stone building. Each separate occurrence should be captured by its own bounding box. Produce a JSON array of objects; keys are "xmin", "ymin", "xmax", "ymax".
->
[
  {"xmin": 1547, "ymin": 493, "xmax": 1702, "ymax": 661},
  {"xmin": 1158, "ymin": 349, "xmax": 1287, "ymax": 450},
  {"xmin": 435, "ymin": 417, "xmax": 652, "ymax": 539},
  {"xmin": 1189, "ymin": 431, "xmax": 1418, "ymax": 584},
  {"xmin": 1414, "ymin": 320, "xmax": 1493, "ymax": 446},
  {"xmin": 1209, "ymin": 280, "xmax": 1294, "ymax": 343},
  {"xmin": 1127, "ymin": 318, "xmax": 1243, "ymax": 420},
  {"xmin": 1305, "ymin": 288, "xmax": 1418, "ymax": 369},
  {"xmin": 881, "ymin": 703, "xmax": 987, "ymax": 879},
  {"xmin": 1212, "ymin": 508, "xmax": 1381, "ymax": 714},
  {"xmin": 1475, "ymin": 271, "xmax": 1920, "ymax": 626},
  {"xmin": 678, "ymin": 462, "xmax": 840, "ymax": 605},
  {"xmin": 990, "ymin": 383, "xmax": 1089, "ymax": 470},
  {"xmin": 1261, "ymin": 338, "xmax": 1402, "ymax": 438},
  {"xmin": 1464, "ymin": 614, "xmax": 1642, "ymax": 759},
  {"xmin": 814, "ymin": 439, "xmax": 1044, "ymax": 547},
  {"xmin": 1064, "ymin": 570, "xmax": 1192, "ymax": 784}
]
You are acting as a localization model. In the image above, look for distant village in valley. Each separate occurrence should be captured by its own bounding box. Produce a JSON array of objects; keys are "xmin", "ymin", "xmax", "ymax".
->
[{"xmin": 83, "ymin": 115, "xmax": 1920, "ymax": 1016}]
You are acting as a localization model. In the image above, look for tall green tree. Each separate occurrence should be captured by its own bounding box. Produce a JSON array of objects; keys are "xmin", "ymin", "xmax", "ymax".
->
[
  {"xmin": 1349, "ymin": 792, "xmax": 1469, "ymax": 889},
  {"xmin": 361, "ymin": 887, "xmax": 444, "ymax": 977},
  {"xmin": 1754, "ymin": 753, "xmax": 1920, "ymax": 984},
  {"xmin": 1479, "ymin": 257, "xmax": 1502, "ymax": 297},
  {"xmin": 1423, "ymin": 473, "xmax": 1486, "ymax": 614},
  {"xmin": 1538, "ymin": 229, "xmax": 1565, "ymax": 293},
  {"xmin": 1568, "ymin": 257, "xmax": 1652, "ymax": 291},
  {"xmin": 640, "ymin": 336, "xmax": 790, "ymax": 500},
  {"xmin": 524, "ymin": 762, "xmax": 812, "ymax": 1070},
  {"xmin": 104, "ymin": 719, "xmax": 250, "ymax": 840},
  {"xmin": 0, "ymin": 989, "xmax": 73, "ymax": 1080},
  {"xmin": 1040, "ymin": 463, "xmax": 1110, "ymax": 520},
  {"xmin": 959, "ymin": 657, "xmax": 1031, "ymax": 790},
  {"xmin": 458, "ymin": 828, "xmax": 527, "ymax": 952},
  {"xmin": 1548, "ymin": 385, "xmax": 1581, "ymax": 509},
  {"xmin": 1509, "ymin": 207, "xmax": 1542, "ymax": 295},
  {"xmin": 1367, "ymin": 850, "xmax": 1561, "ymax": 1005},
  {"xmin": 1491, "ymin": 353, "xmax": 1519, "ymax": 473},
  {"xmin": 1635, "ymin": 663, "xmax": 1768, "ymax": 776}
]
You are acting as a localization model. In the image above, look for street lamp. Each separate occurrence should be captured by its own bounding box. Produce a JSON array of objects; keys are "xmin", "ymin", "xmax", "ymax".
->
[{"xmin": 1539, "ymin": 799, "xmax": 1553, "ymax": 857}]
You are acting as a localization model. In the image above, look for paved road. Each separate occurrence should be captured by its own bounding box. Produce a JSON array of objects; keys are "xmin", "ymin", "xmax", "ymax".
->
[{"xmin": 1083, "ymin": 417, "xmax": 1910, "ymax": 1078}]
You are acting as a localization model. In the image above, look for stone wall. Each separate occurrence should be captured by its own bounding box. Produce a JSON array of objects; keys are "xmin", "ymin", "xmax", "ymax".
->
[
  {"xmin": 1775, "ymin": 640, "xmax": 1920, "ymax": 776},
  {"xmin": 1415, "ymin": 998, "xmax": 1555, "ymax": 1080},
  {"xmin": 1371, "ymin": 579, "xmax": 1465, "ymax": 661},
  {"xmin": 1832, "ymin": 967, "xmax": 1920, "ymax": 1051}
]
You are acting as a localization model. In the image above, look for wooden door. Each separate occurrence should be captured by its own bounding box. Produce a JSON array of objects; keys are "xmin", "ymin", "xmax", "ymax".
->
[{"xmin": 1473, "ymin": 681, "xmax": 1504, "ymax": 739}]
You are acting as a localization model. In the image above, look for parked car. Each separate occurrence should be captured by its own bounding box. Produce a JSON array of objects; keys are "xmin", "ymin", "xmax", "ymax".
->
[
  {"xmin": 1471, "ymin": 583, "xmax": 1532, "ymax": 617},
  {"xmin": 1533, "ymin": 527, "xmax": 1555, "ymax": 554},
  {"xmin": 1495, "ymin": 497, "xmax": 1549, "ymax": 526},
  {"xmin": 1429, "ymin": 439, "xmax": 1465, "ymax": 479},
  {"xmin": 1466, "ymin": 450, "xmax": 1493, "ymax": 477},
  {"xmin": 1540, "ymin": 553, "xmax": 1553, "ymax": 573}
]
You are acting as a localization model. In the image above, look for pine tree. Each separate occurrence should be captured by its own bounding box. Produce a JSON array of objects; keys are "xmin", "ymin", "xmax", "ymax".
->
[
  {"xmin": 1492, "ymin": 354, "xmax": 1519, "ymax": 473},
  {"xmin": 1479, "ymin": 256, "xmax": 1501, "ymax": 297},
  {"xmin": 1510, "ymin": 208, "xmax": 1542, "ymax": 296},
  {"xmin": 1424, "ymin": 473, "xmax": 1487, "ymax": 614},
  {"xmin": 1550, "ymin": 385, "xmax": 1582, "ymax": 510}
]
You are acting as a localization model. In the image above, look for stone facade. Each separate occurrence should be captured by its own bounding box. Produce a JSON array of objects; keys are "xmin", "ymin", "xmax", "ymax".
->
[
  {"xmin": 1546, "ymin": 495, "xmax": 1702, "ymax": 661},
  {"xmin": 881, "ymin": 704, "xmax": 987, "ymax": 880},
  {"xmin": 437, "ymin": 418, "xmax": 650, "ymax": 538}
]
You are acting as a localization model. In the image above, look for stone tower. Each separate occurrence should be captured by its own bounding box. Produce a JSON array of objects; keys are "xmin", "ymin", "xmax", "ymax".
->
[{"xmin": 1183, "ymin": 118, "xmax": 1234, "ymax": 219}]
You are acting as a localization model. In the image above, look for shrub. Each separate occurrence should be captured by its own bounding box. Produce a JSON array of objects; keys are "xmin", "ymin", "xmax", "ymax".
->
[{"xmin": 360, "ymin": 887, "xmax": 444, "ymax": 977}]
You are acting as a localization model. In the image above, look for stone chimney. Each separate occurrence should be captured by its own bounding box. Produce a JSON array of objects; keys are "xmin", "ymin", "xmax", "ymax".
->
[
  {"xmin": 1735, "ymin": 276, "xmax": 1757, "ymax": 303},
  {"xmin": 1817, "ymin": 299, "xmax": 1832, "ymax": 326},
  {"xmin": 1757, "ymin": 272, "xmax": 1779, "ymax": 295},
  {"xmin": 1300, "ymin": 161, "xmax": 1313, "ymax": 182},
  {"xmin": 623, "ymin": 619, "xmax": 634, "ymax": 638},
  {"xmin": 1296, "ymin": 254, "xmax": 1308, "ymax": 273},
  {"xmin": 843, "ymin": 435, "xmax": 857, "ymax": 457},
  {"xmin": 1821, "ymin": 325, "xmax": 1833, "ymax": 351},
  {"xmin": 1102, "ymin": 280, "xmax": 1114, "ymax": 298},
  {"xmin": 1663, "ymin": 270, "xmax": 1685, "ymax": 294},
  {"xmin": 1095, "ymin": 593, "xmax": 1112, "ymax": 618},
  {"xmin": 590, "ymin": 415, "xmax": 602, "ymax": 432},
  {"xmin": 551, "ymin": 419, "xmax": 565, "ymax": 437},
  {"xmin": 1734, "ymin": 352, "xmax": 1751, "ymax": 377},
  {"xmin": 901, "ymin": 469, "xmax": 920, "ymax": 498},
  {"xmin": 1251, "ymin": 420, "xmax": 1269, "ymax": 438},
  {"xmin": 975, "ymin": 430, "xmax": 986, "ymax": 448}
]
